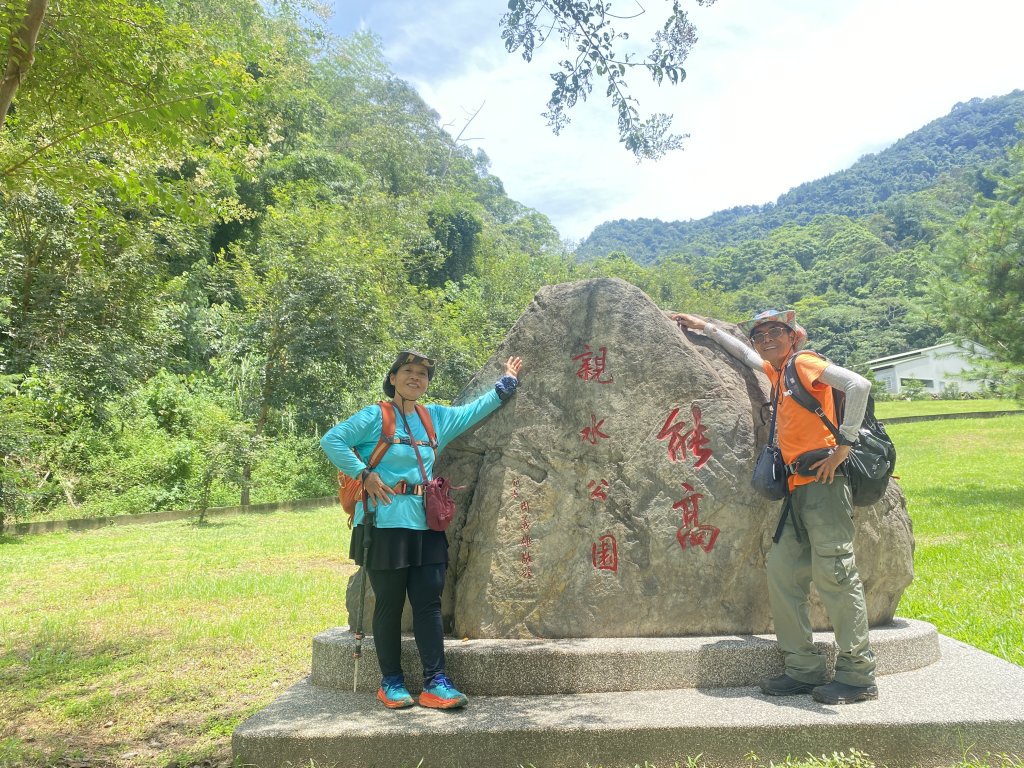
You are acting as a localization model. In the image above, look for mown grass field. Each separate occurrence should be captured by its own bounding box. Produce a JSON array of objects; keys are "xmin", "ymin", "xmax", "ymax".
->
[
  {"xmin": 874, "ymin": 397, "xmax": 1022, "ymax": 419},
  {"xmin": 886, "ymin": 415, "xmax": 1024, "ymax": 666},
  {"xmin": 0, "ymin": 509, "xmax": 356, "ymax": 768},
  {"xmin": 1, "ymin": 415, "xmax": 1022, "ymax": 768}
]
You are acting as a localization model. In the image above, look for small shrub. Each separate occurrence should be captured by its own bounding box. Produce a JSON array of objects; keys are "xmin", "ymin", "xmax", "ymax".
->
[
  {"xmin": 940, "ymin": 382, "xmax": 962, "ymax": 400},
  {"xmin": 249, "ymin": 434, "xmax": 335, "ymax": 504},
  {"xmin": 900, "ymin": 378, "xmax": 928, "ymax": 401}
]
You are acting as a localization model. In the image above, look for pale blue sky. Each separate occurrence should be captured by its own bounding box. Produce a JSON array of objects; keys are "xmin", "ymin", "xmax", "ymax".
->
[{"xmin": 328, "ymin": 1, "xmax": 1024, "ymax": 242}]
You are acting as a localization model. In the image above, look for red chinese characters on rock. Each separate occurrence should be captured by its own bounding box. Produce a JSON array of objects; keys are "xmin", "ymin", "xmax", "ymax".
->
[
  {"xmin": 580, "ymin": 414, "xmax": 610, "ymax": 445},
  {"xmin": 571, "ymin": 346, "xmax": 620, "ymax": 575},
  {"xmin": 572, "ymin": 344, "xmax": 614, "ymax": 384},
  {"xmin": 521, "ymin": 547, "xmax": 534, "ymax": 574},
  {"xmin": 587, "ymin": 478, "xmax": 610, "ymax": 501},
  {"xmin": 518, "ymin": 494, "xmax": 534, "ymax": 580},
  {"xmin": 657, "ymin": 404, "xmax": 713, "ymax": 469},
  {"xmin": 673, "ymin": 482, "xmax": 719, "ymax": 553},
  {"xmin": 592, "ymin": 534, "xmax": 618, "ymax": 573}
]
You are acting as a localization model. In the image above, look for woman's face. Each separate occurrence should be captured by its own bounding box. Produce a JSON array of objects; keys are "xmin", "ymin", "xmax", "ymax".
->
[{"xmin": 390, "ymin": 362, "xmax": 431, "ymax": 401}]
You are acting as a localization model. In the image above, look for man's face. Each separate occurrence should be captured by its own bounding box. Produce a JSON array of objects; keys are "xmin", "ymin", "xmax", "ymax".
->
[{"xmin": 750, "ymin": 322, "xmax": 795, "ymax": 368}]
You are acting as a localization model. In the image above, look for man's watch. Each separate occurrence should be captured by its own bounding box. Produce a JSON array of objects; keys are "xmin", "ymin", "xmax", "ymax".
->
[
  {"xmin": 836, "ymin": 435, "xmax": 857, "ymax": 447},
  {"xmin": 359, "ymin": 468, "xmax": 372, "ymax": 483}
]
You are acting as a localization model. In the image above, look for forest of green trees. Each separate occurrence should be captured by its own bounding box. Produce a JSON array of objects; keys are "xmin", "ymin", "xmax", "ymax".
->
[{"xmin": 1, "ymin": 1, "xmax": 1021, "ymax": 527}]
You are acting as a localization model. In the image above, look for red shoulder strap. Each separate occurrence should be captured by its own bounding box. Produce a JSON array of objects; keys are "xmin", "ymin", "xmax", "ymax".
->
[
  {"xmin": 414, "ymin": 403, "xmax": 438, "ymax": 448},
  {"xmin": 365, "ymin": 401, "xmax": 397, "ymax": 468}
]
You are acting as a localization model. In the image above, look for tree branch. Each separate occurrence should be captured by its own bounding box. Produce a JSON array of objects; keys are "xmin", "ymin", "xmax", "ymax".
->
[
  {"xmin": 0, "ymin": 0, "xmax": 49, "ymax": 131},
  {"xmin": 1, "ymin": 90, "xmax": 219, "ymax": 177}
]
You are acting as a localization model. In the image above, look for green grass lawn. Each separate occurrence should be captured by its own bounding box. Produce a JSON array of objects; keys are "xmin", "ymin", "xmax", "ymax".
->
[
  {"xmin": 1, "ymin": 417, "xmax": 1022, "ymax": 768},
  {"xmin": 0, "ymin": 509, "xmax": 355, "ymax": 768},
  {"xmin": 886, "ymin": 416, "xmax": 1024, "ymax": 666},
  {"xmin": 874, "ymin": 397, "xmax": 1022, "ymax": 419}
]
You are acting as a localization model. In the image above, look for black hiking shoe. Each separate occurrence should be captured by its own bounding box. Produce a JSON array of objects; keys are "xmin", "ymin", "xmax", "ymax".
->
[
  {"xmin": 759, "ymin": 673, "xmax": 817, "ymax": 696},
  {"xmin": 812, "ymin": 681, "xmax": 879, "ymax": 704}
]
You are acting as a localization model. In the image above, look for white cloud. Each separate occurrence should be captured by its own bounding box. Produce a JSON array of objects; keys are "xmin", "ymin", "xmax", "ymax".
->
[{"xmin": 328, "ymin": 0, "xmax": 1024, "ymax": 241}]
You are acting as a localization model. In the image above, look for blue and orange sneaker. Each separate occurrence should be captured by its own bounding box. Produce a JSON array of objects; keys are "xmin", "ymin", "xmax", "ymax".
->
[
  {"xmin": 418, "ymin": 673, "xmax": 468, "ymax": 709},
  {"xmin": 377, "ymin": 674, "xmax": 414, "ymax": 709}
]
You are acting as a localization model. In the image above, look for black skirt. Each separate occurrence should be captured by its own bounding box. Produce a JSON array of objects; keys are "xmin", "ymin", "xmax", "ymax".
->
[{"xmin": 349, "ymin": 525, "xmax": 449, "ymax": 570}]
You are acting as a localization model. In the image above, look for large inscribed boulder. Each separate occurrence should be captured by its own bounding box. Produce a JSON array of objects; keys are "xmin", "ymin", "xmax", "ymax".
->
[{"xmin": 429, "ymin": 277, "xmax": 913, "ymax": 639}]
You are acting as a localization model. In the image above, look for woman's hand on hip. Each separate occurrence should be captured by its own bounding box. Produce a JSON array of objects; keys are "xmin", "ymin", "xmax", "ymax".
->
[{"xmin": 362, "ymin": 472, "xmax": 394, "ymax": 507}]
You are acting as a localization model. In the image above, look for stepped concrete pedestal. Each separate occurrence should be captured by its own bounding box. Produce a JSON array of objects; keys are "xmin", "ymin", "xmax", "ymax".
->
[{"xmin": 233, "ymin": 619, "xmax": 1024, "ymax": 767}]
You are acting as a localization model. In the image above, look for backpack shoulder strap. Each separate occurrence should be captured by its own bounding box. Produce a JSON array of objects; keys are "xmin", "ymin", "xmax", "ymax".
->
[
  {"xmin": 783, "ymin": 350, "xmax": 841, "ymax": 439},
  {"xmin": 365, "ymin": 401, "xmax": 398, "ymax": 468},
  {"xmin": 414, "ymin": 403, "xmax": 438, "ymax": 449}
]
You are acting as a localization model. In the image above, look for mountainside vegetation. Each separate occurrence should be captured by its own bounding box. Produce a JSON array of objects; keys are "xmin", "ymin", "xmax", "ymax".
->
[
  {"xmin": 0, "ymin": 0, "xmax": 730, "ymax": 527},
  {"xmin": 0, "ymin": 2, "xmax": 1020, "ymax": 528},
  {"xmin": 578, "ymin": 90, "xmax": 1024, "ymax": 261},
  {"xmin": 575, "ymin": 90, "xmax": 1024, "ymax": 389}
]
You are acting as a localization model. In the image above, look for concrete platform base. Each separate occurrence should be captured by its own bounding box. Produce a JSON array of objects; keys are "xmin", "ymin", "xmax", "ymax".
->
[
  {"xmin": 310, "ymin": 618, "xmax": 941, "ymax": 694},
  {"xmin": 233, "ymin": 627, "xmax": 1024, "ymax": 768}
]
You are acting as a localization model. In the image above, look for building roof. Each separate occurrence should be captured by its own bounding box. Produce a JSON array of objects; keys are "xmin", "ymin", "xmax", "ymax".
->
[{"xmin": 866, "ymin": 340, "xmax": 991, "ymax": 368}]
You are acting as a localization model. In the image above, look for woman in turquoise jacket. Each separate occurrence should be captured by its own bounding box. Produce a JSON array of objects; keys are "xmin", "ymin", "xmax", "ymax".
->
[{"xmin": 320, "ymin": 350, "xmax": 522, "ymax": 710}]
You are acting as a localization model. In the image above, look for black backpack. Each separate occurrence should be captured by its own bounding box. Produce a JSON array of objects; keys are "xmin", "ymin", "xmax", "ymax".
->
[{"xmin": 782, "ymin": 351, "xmax": 897, "ymax": 507}]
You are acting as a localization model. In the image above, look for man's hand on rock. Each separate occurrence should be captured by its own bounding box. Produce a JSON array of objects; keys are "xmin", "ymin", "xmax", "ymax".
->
[{"xmin": 671, "ymin": 313, "xmax": 708, "ymax": 332}]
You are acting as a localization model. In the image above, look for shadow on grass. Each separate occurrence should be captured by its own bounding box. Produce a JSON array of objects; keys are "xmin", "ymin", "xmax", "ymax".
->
[
  {"xmin": 187, "ymin": 518, "xmax": 237, "ymax": 530},
  {"xmin": 1, "ymin": 632, "xmax": 154, "ymax": 766},
  {"xmin": 1, "ymin": 623, "xmax": 149, "ymax": 695},
  {"xmin": 0, "ymin": 533, "xmax": 25, "ymax": 545},
  {"xmin": 906, "ymin": 486, "xmax": 1024, "ymax": 511}
]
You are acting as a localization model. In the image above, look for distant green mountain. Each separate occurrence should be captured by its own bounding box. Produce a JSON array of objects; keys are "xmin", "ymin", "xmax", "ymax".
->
[{"xmin": 577, "ymin": 90, "xmax": 1024, "ymax": 263}]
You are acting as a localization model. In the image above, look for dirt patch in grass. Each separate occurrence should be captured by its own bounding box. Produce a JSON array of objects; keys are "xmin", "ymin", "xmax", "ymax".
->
[
  {"xmin": 5, "ymin": 714, "xmax": 238, "ymax": 768},
  {"xmin": 3, "ymin": 630, "xmax": 309, "ymax": 768},
  {"xmin": 6, "ymin": 666, "xmax": 296, "ymax": 768}
]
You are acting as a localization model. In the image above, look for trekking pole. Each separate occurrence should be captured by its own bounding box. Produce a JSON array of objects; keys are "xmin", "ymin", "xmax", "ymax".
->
[{"xmin": 352, "ymin": 497, "xmax": 375, "ymax": 693}]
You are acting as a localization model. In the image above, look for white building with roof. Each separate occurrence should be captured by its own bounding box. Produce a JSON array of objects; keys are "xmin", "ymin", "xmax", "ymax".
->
[{"xmin": 866, "ymin": 341, "xmax": 993, "ymax": 395}]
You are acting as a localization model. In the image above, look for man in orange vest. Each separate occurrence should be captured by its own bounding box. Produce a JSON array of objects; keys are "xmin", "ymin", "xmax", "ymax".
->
[{"xmin": 673, "ymin": 309, "xmax": 877, "ymax": 705}]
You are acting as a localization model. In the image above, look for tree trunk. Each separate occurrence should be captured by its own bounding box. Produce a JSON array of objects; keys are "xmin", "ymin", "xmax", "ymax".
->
[
  {"xmin": 240, "ymin": 463, "xmax": 251, "ymax": 507},
  {"xmin": 0, "ymin": 0, "xmax": 49, "ymax": 131},
  {"xmin": 240, "ymin": 398, "xmax": 271, "ymax": 506}
]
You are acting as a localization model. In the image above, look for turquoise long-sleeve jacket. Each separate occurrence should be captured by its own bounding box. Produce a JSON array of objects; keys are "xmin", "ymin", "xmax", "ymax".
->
[{"xmin": 320, "ymin": 382, "xmax": 512, "ymax": 529}]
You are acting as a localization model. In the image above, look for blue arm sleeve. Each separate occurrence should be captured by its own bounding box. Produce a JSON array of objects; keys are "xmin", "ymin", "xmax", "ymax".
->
[
  {"xmin": 319, "ymin": 405, "xmax": 380, "ymax": 477},
  {"xmin": 430, "ymin": 386, "xmax": 506, "ymax": 453}
]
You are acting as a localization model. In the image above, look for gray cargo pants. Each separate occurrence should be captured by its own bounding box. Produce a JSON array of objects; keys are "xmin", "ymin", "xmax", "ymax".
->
[{"xmin": 766, "ymin": 476, "xmax": 876, "ymax": 687}]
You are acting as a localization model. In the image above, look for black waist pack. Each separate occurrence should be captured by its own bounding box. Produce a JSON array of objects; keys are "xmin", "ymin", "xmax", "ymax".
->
[{"xmin": 790, "ymin": 448, "xmax": 835, "ymax": 477}]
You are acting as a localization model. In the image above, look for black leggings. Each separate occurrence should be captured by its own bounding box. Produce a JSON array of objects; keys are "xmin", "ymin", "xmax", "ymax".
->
[{"xmin": 367, "ymin": 562, "xmax": 446, "ymax": 683}]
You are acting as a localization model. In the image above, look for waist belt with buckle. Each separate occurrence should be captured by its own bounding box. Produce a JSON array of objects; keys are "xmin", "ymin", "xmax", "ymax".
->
[
  {"xmin": 785, "ymin": 461, "xmax": 847, "ymax": 477},
  {"xmin": 393, "ymin": 481, "xmax": 425, "ymax": 496}
]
